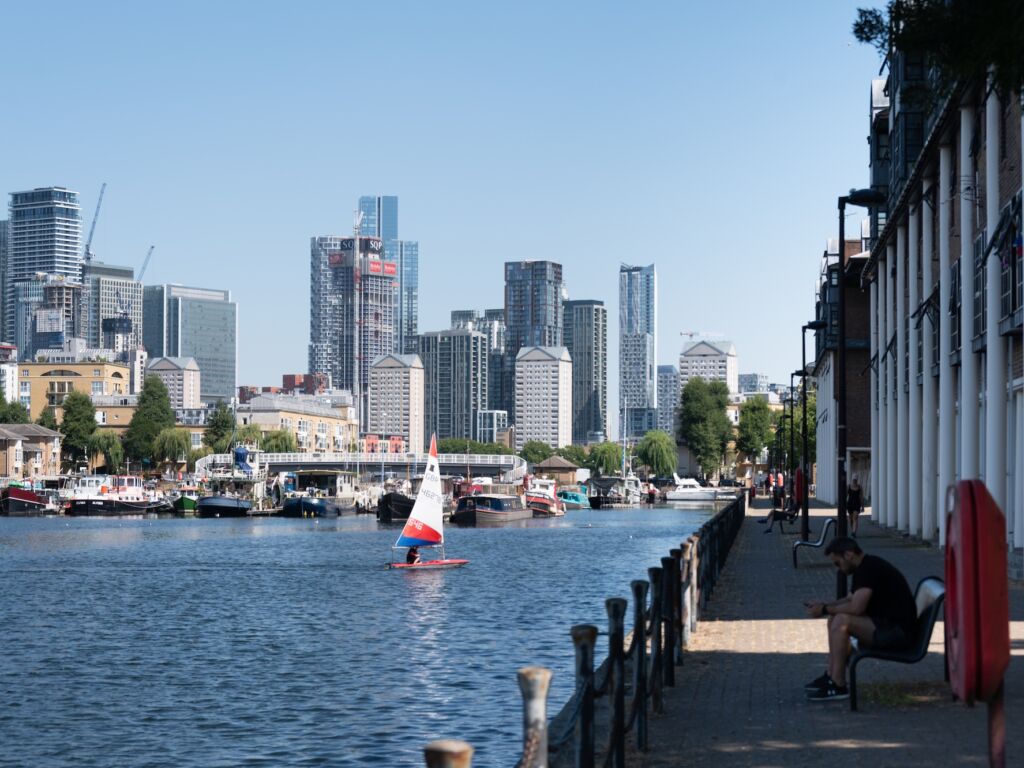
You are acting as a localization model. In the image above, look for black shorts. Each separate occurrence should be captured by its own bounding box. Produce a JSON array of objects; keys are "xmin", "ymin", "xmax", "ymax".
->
[{"xmin": 870, "ymin": 616, "xmax": 913, "ymax": 650}]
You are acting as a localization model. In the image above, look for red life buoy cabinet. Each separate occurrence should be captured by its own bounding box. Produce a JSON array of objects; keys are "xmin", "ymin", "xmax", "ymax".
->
[{"xmin": 944, "ymin": 479, "xmax": 1010, "ymax": 704}]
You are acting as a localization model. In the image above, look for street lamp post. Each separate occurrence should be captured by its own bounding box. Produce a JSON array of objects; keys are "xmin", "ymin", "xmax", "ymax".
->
[
  {"xmin": 788, "ymin": 373, "xmax": 796, "ymax": 505},
  {"xmin": 800, "ymin": 320, "xmax": 827, "ymax": 542},
  {"xmin": 836, "ymin": 188, "xmax": 886, "ymax": 597}
]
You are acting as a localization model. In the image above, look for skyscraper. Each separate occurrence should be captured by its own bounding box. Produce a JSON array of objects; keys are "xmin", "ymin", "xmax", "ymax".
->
[
  {"xmin": 308, "ymin": 235, "xmax": 397, "ymax": 428},
  {"xmin": 418, "ymin": 329, "xmax": 488, "ymax": 442},
  {"xmin": 656, "ymin": 365, "xmax": 680, "ymax": 436},
  {"xmin": 5, "ymin": 188, "xmax": 82, "ymax": 342},
  {"xmin": 0, "ymin": 219, "xmax": 8, "ymax": 340},
  {"xmin": 563, "ymin": 299, "xmax": 607, "ymax": 444},
  {"xmin": 359, "ymin": 196, "xmax": 419, "ymax": 354},
  {"xmin": 143, "ymin": 284, "xmax": 237, "ymax": 403},
  {"xmin": 84, "ymin": 261, "xmax": 143, "ymax": 352},
  {"xmin": 451, "ymin": 308, "xmax": 506, "ymax": 412},
  {"xmin": 619, "ymin": 263, "xmax": 657, "ymax": 440},
  {"xmin": 503, "ymin": 261, "xmax": 563, "ymax": 420}
]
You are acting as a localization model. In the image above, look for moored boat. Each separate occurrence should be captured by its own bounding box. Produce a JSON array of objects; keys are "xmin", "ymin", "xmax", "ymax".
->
[
  {"xmin": 1, "ymin": 485, "xmax": 50, "ymax": 516},
  {"xmin": 557, "ymin": 488, "xmax": 591, "ymax": 510},
  {"xmin": 280, "ymin": 493, "xmax": 354, "ymax": 518},
  {"xmin": 665, "ymin": 474, "xmax": 736, "ymax": 502},
  {"xmin": 525, "ymin": 477, "xmax": 564, "ymax": 517},
  {"xmin": 66, "ymin": 475, "xmax": 173, "ymax": 516},
  {"xmin": 172, "ymin": 485, "xmax": 200, "ymax": 515},
  {"xmin": 377, "ymin": 491, "xmax": 415, "ymax": 523},
  {"xmin": 196, "ymin": 494, "xmax": 252, "ymax": 518},
  {"xmin": 449, "ymin": 493, "xmax": 532, "ymax": 526}
]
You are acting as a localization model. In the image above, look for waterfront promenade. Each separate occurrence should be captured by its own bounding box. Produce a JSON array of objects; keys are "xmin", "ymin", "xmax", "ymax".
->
[{"xmin": 631, "ymin": 497, "xmax": 1024, "ymax": 767}]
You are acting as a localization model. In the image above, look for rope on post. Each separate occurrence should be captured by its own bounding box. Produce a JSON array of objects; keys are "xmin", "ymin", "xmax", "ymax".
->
[
  {"xmin": 424, "ymin": 740, "xmax": 474, "ymax": 768},
  {"xmin": 518, "ymin": 666, "xmax": 552, "ymax": 768}
]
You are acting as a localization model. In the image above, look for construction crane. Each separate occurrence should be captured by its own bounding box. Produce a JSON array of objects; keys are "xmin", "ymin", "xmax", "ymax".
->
[
  {"xmin": 137, "ymin": 245, "xmax": 155, "ymax": 282},
  {"xmin": 680, "ymin": 330, "xmax": 724, "ymax": 341},
  {"xmin": 82, "ymin": 183, "xmax": 107, "ymax": 264}
]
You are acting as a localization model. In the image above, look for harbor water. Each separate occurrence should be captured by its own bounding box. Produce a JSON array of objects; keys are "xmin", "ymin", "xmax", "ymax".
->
[{"xmin": 0, "ymin": 505, "xmax": 714, "ymax": 766}]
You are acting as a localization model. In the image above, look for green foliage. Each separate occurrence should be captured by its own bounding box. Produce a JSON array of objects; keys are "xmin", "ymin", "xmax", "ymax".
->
[
  {"xmin": 36, "ymin": 406, "xmax": 59, "ymax": 430},
  {"xmin": 0, "ymin": 401, "xmax": 31, "ymax": 424},
  {"xmin": 124, "ymin": 376, "xmax": 175, "ymax": 462},
  {"xmin": 204, "ymin": 402, "xmax": 236, "ymax": 452},
  {"xmin": 555, "ymin": 444, "xmax": 588, "ymax": 467},
  {"xmin": 188, "ymin": 445, "xmax": 213, "ymax": 470},
  {"xmin": 60, "ymin": 391, "xmax": 97, "ymax": 461},
  {"xmin": 87, "ymin": 430, "xmax": 124, "ymax": 473},
  {"xmin": 152, "ymin": 428, "xmax": 192, "ymax": 464},
  {"xmin": 635, "ymin": 430, "xmax": 677, "ymax": 477},
  {"xmin": 436, "ymin": 438, "xmax": 514, "ymax": 455},
  {"xmin": 236, "ymin": 424, "xmax": 263, "ymax": 444},
  {"xmin": 736, "ymin": 396, "xmax": 772, "ymax": 459},
  {"xmin": 262, "ymin": 429, "xmax": 298, "ymax": 453},
  {"xmin": 774, "ymin": 391, "xmax": 817, "ymax": 471},
  {"xmin": 587, "ymin": 441, "xmax": 626, "ymax": 476},
  {"xmin": 520, "ymin": 440, "xmax": 553, "ymax": 464},
  {"xmin": 678, "ymin": 377, "xmax": 733, "ymax": 477}
]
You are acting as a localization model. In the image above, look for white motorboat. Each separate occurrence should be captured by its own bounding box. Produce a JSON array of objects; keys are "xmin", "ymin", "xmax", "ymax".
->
[{"xmin": 665, "ymin": 474, "xmax": 736, "ymax": 502}]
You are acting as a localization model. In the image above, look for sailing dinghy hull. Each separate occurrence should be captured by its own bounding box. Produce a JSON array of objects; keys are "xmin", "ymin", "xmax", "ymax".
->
[{"xmin": 389, "ymin": 559, "xmax": 470, "ymax": 570}]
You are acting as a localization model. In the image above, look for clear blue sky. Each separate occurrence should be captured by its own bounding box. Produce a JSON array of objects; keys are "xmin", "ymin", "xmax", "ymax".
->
[{"xmin": 2, "ymin": 1, "xmax": 882, "ymax": 437}]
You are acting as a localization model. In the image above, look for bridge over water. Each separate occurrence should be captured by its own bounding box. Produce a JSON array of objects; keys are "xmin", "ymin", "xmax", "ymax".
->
[{"xmin": 195, "ymin": 451, "xmax": 528, "ymax": 483}]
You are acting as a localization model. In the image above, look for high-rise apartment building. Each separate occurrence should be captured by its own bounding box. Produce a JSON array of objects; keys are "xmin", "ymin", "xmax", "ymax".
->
[
  {"xmin": 0, "ymin": 219, "xmax": 8, "ymax": 339},
  {"xmin": 359, "ymin": 196, "xmax": 419, "ymax": 354},
  {"xmin": 503, "ymin": 261, "xmax": 563, "ymax": 420},
  {"xmin": 514, "ymin": 346, "xmax": 572, "ymax": 451},
  {"xmin": 83, "ymin": 261, "xmax": 143, "ymax": 352},
  {"xmin": 678, "ymin": 340, "xmax": 739, "ymax": 394},
  {"xmin": 418, "ymin": 329, "xmax": 488, "ymax": 443},
  {"xmin": 656, "ymin": 365, "xmax": 680, "ymax": 436},
  {"xmin": 146, "ymin": 357, "xmax": 201, "ymax": 409},
  {"xmin": 563, "ymin": 299, "xmax": 607, "ymax": 444},
  {"xmin": 5, "ymin": 188, "xmax": 82, "ymax": 342},
  {"xmin": 308, "ymin": 235, "xmax": 397, "ymax": 428},
  {"xmin": 619, "ymin": 264, "xmax": 657, "ymax": 440},
  {"xmin": 451, "ymin": 308, "xmax": 507, "ymax": 413},
  {"xmin": 143, "ymin": 284, "xmax": 237, "ymax": 404},
  {"xmin": 369, "ymin": 353, "xmax": 424, "ymax": 452}
]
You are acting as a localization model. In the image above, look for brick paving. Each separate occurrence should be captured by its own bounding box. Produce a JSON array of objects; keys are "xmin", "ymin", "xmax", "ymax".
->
[{"xmin": 629, "ymin": 497, "xmax": 1024, "ymax": 767}]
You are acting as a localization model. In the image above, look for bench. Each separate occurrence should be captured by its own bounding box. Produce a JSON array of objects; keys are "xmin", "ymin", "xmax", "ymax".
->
[
  {"xmin": 848, "ymin": 576, "xmax": 946, "ymax": 711},
  {"xmin": 791, "ymin": 517, "xmax": 835, "ymax": 567}
]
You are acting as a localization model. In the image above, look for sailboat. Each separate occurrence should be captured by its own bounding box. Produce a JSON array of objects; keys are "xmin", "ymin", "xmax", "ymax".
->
[{"xmin": 389, "ymin": 435, "xmax": 469, "ymax": 570}]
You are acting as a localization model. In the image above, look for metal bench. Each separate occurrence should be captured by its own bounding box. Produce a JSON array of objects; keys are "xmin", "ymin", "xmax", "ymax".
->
[
  {"xmin": 791, "ymin": 517, "xmax": 835, "ymax": 567},
  {"xmin": 848, "ymin": 576, "xmax": 946, "ymax": 711}
]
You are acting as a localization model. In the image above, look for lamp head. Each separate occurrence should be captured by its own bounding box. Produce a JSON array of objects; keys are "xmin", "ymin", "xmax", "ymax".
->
[
  {"xmin": 803, "ymin": 319, "xmax": 827, "ymax": 331},
  {"xmin": 842, "ymin": 188, "xmax": 887, "ymax": 208}
]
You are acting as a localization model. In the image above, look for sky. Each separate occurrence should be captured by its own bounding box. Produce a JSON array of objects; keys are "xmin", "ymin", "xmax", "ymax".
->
[{"xmin": 2, "ymin": 1, "xmax": 883, "ymax": 438}]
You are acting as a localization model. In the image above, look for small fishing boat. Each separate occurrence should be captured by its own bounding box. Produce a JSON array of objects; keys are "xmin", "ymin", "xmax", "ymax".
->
[
  {"xmin": 389, "ymin": 435, "xmax": 468, "ymax": 570},
  {"xmin": 557, "ymin": 488, "xmax": 591, "ymax": 510},
  {"xmin": 172, "ymin": 485, "xmax": 200, "ymax": 515},
  {"xmin": 525, "ymin": 477, "xmax": 564, "ymax": 517}
]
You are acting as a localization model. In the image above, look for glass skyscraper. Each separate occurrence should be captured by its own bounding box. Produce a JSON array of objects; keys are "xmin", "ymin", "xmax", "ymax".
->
[
  {"xmin": 619, "ymin": 263, "xmax": 657, "ymax": 440},
  {"xmin": 359, "ymin": 195, "xmax": 418, "ymax": 354},
  {"xmin": 563, "ymin": 299, "xmax": 607, "ymax": 444},
  {"xmin": 503, "ymin": 261, "xmax": 563, "ymax": 420}
]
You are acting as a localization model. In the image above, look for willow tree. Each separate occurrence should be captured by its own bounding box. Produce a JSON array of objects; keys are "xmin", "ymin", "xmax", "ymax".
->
[
  {"xmin": 87, "ymin": 430, "xmax": 124, "ymax": 474},
  {"xmin": 635, "ymin": 430, "xmax": 677, "ymax": 478}
]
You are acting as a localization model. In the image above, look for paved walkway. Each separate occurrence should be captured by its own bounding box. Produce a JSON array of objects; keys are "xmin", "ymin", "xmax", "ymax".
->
[{"xmin": 629, "ymin": 497, "xmax": 1024, "ymax": 767}]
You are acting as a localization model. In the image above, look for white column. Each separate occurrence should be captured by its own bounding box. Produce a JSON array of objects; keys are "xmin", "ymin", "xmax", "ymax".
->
[
  {"xmin": 984, "ymin": 79, "xmax": 1007, "ymax": 511},
  {"xmin": 877, "ymin": 257, "xmax": 888, "ymax": 523},
  {"xmin": 897, "ymin": 225, "xmax": 910, "ymax": 531},
  {"xmin": 870, "ymin": 279, "xmax": 880, "ymax": 521},
  {"xmin": 908, "ymin": 206, "xmax": 922, "ymax": 536},
  {"xmin": 960, "ymin": 105, "xmax": 979, "ymax": 479},
  {"xmin": 886, "ymin": 243, "xmax": 898, "ymax": 529},
  {"xmin": 921, "ymin": 174, "xmax": 938, "ymax": 541},
  {"xmin": 938, "ymin": 145, "xmax": 956, "ymax": 546}
]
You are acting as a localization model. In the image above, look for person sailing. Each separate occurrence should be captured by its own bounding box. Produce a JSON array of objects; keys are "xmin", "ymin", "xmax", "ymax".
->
[{"xmin": 406, "ymin": 546, "xmax": 421, "ymax": 565}]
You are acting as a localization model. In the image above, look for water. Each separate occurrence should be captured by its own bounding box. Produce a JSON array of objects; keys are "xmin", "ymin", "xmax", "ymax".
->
[{"xmin": 0, "ymin": 506, "xmax": 711, "ymax": 767}]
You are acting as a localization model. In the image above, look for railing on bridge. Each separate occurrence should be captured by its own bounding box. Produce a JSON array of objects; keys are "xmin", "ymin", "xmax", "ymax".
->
[
  {"xmin": 420, "ymin": 493, "xmax": 747, "ymax": 768},
  {"xmin": 194, "ymin": 451, "xmax": 528, "ymax": 483}
]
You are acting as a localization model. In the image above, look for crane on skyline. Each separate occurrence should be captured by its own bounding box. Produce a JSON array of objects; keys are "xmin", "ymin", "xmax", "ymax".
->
[
  {"xmin": 82, "ymin": 182, "xmax": 107, "ymax": 264},
  {"xmin": 137, "ymin": 245, "xmax": 155, "ymax": 282}
]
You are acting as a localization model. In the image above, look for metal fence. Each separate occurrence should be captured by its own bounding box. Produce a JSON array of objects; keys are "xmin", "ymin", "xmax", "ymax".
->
[{"xmin": 421, "ymin": 493, "xmax": 747, "ymax": 767}]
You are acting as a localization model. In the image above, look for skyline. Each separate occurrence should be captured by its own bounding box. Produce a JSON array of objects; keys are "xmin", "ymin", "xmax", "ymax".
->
[{"xmin": 2, "ymin": 2, "xmax": 882, "ymax": 438}]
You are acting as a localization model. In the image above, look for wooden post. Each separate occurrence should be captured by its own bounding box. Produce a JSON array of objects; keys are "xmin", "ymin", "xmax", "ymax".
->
[
  {"xmin": 647, "ymin": 566, "xmax": 663, "ymax": 714},
  {"xmin": 424, "ymin": 740, "xmax": 474, "ymax": 768},
  {"xmin": 660, "ymin": 556, "xmax": 676, "ymax": 687},
  {"xmin": 517, "ymin": 666, "xmax": 552, "ymax": 768},
  {"xmin": 605, "ymin": 597, "xmax": 627, "ymax": 768},
  {"xmin": 570, "ymin": 624, "xmax": 597, "ymax": 768},
  {"xmin": 670, "ymin": 547, "xmax": 683, "ymax": 663},
  {"xmin": 630, "ymin": 579, "xmax": 649, "ymax": 753},
  {"xmin": 680, "ymin": 541, "xmax": 693, "ymax": 647}
]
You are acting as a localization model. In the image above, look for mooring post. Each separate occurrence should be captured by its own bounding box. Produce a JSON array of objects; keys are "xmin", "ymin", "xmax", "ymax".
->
[
  {"xmin": 669, "ymin": 548, "xmax": 683, "ymax": 664},
  {"xmin": 660, "ymin": 557, "xmax": 676, "ymax": 687},
  {"xmin": 630, "ymin": 579, "xmax": 649, "ymax": 753},
  {"xmin": 689, "ymin": 534, "xmax": 701, "ymax": 627},
  {"xmin": 605, "ymin": 597, "xmax": 627, "ymax": 768},
  {"xmin": 679, "ymin": 541, "xmax": 693, "ymax": 648},
  {"xmin": 517, "ymin": 666, "xmax": 552, "ymax": 768},
  {"xmin": 424, "ymin": 739, "xmax": 474, "ymax": 768},
  {"xmin": 647, "ymin": 566, "xmax": 663, "ymax": 714},
  {"xmin": 570, "ymin": 624, "xmax": 597, "ymax": 768}
]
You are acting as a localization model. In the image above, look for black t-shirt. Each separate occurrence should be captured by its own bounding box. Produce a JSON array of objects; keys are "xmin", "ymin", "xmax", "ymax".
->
[{"xmin": 851, "ymin": 554, "xmax": 916, "ymax": 631}]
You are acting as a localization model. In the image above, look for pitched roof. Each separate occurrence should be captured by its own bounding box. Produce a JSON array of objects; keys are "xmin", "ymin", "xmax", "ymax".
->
[
  {"xmin": 534, "ymin": 454, "xmax": 578, "ymax": 470},
  {"xmin": 0, "ymin": 424, "xmax": 61, "ymax": 440}
]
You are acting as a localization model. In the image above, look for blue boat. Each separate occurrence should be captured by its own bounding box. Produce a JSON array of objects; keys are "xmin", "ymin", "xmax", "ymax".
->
[
  {"xmin": 557, "ymin": 489, "xmax": 591, "ymax": 510},
  {"xmin": 196, "ymin": 494, "xmax": 252, "ymax": 518},
  {"xmin": 280, "ymin": 494, "xmax": 355, "ymax": 518}
]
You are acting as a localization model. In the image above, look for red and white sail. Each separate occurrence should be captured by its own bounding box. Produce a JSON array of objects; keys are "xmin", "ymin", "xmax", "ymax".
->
[{"xmin": 394, "ymin": 435, "xmax": 444, "ymax": 548}]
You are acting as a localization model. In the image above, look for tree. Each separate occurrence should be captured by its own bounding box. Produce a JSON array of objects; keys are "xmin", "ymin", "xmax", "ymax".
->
[
  {"xmin": 555, "ymin": 444, "xmax": 589, "ymax": 467},
  {"xmin": 262, "ymin": 429, "xmax": 297, "ymax": 453},
  {"xmin": 635, "ymin": 430, "xmax": 677, "ymax": 478},
  {"xmin": 87, "ymin": 430, "xmax": 124, "ymax": 473},
  {"xmin": 678, "ymin": 377, "xmax": 733, "ymax": 478},
  {"xmin": 774, "ymin": 391, "xmax": 818, "ymax": 471},
  {"xmin": 204, "ymin": 402, "xmax": 235, "ymax": 452},
  {"xmin": 188, "ymin": 446, "xmax": 213, "ymax": 470},
  {"xmin": 124, "ymin": 376, "xmax": 175, "ymax": 463},
  {"xmin": 60, "ymin": 391, "xmax": 97, "ymax": 463},
  {"xmin": 736, "ymin": 397, "xmax": 772, "ymax": 466},
  {"xmin": 0, "ymin": 401, "xmax": 31, "ymax": 424},
  {"xmin": 236, "ymin": 423, "xmax": 263, "ymax": 444},
  {"xmin": 36, "ymin": 406, "xmax": 58, "ymax": 430},
  {"xmin": 587, "ymin": 441, "xmax": 626, "ymax": 476},
  {"xmin": 520, "ymin": 440, "xmax": 553, "ymax": 464},
  {"xmin": 152, "ymin": 428, "xmax": 192, "ymax": 468}
]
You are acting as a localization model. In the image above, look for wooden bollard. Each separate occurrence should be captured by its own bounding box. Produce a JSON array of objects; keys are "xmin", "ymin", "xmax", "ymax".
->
[
  {"xmin": 647, "ymin": 566, "xmax": 663, "ymax": 715},
  {"xmin": 424, "ymin": 739, "xmax": 474, "ymax": 768},
  {"xmin": 630, "ymin": 579, "xmax": 650, "ymax": 752},
  {"xmin": 660, "ymin": 557, "xmax": 676, "ymax": 687},
  {"xmin": 570, "ymin": 624, "xmax": 597, "ymax": 768},
  {"xmin": 690, "ymin": 533, "xmax": 701, "ymax": 624},
  {"xmin": 518, "ymin": 666, "xmax": 552, "ymax": 768},
  {"xmin": 605, "ymin": 597, "xmax": 627, "ymax": 768},
  {"xmin": 680, "ymin": 541, "xmax": 693, "ymax": 647}
]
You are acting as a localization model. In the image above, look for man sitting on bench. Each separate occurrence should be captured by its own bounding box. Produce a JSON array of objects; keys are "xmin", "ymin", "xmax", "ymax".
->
[{"xmin": 802, "ymin": 537, "xmax": 917, "ymax": 701}]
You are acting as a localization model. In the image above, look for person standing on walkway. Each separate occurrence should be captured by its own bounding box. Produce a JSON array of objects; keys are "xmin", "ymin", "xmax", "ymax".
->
[
  {"xmin": 803, "ymin": 537, "xmax": 917, "ymax": 701},
  {"xmin": 847, "ymin": 474, "xmax": 864, "ymax": 536}
]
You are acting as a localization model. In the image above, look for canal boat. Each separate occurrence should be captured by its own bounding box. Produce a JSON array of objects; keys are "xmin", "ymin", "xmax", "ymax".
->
[
  {"xmin": 557, "ymin": 488, "xmax": 591, "ymax": 510},
  {"xmin": 665, "ymin": 474, "xmax": 735, "ymax": 502},
  {"xmin": 1, "ymin": 484, "xmax": 51, "ymax": 516},
  {"xmin": 389, "ymin": 435, "xmax": 468, "ymax": 570},
  {"xmin": 280, "ymin": 491, "xmax": 354, "ymax": 518},
  {"xmin": 588, "ymin": 474, "xmax": 645, "ymax": 508},
  {"xmin": 196, "ymin": 444, "xmax": 267, "ymax": 517},
  {"xmin": 525, "ymin": 477, "xmax": 564, "ymax": 517},
  {"xmin": 66, "ymin": 475, "xmax": 173, "ymax": 516},
  {"xmin": 377, "ymin": 490, "xmax": 415, "ymax": 523},
  {"xmin": 449, "ymin": 493, "xmax": 532, "ymax": 525}
]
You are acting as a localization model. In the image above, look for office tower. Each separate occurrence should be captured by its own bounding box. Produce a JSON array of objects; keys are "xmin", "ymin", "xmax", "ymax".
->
[
  {"xmin": 679, "ymin": 340, "xmax": 739, "ymax": 394},
  {"xmin": 0, "ymin": 219, "xmax": 7, "ymax": 340},
  {"xmin": 476, "ymin": 409, "xmax": 509, "ymax": 445},
  {"xmin": 5, "ymin": 188, "xmax": 82, "ymax": 342},
  {"xmin": 514, "ymin": 346, "xmax": 572, "ymax": 451},
  {"xmin": 13, "ymin": 274, "xmax": 85, "ymax": 360},
  {"xmin": 359, "ymin": 195, "xmax": 419, "ymax": 355},
  {"xmin": 308, "ymin": 235, "xmax": 397, "ymax": 428},
  {"xmin": 143, "ymin": 284, "xmax": 237, "ymax": 404},
  {"xmin": 619, "ymin": 263, "xmax": 657, "ymax": 440},
  {"xmin": 738, "ymin": 373, "xmax": 769, "ymax": 393},
  {"xmin": 452, "ymin": 307, "xmax": 507, "ymax": 412},
  {"xmin": 563, "ymin": 299, "xmax": 607, "ymax": 444},
  {"xmin": 369, "ymin": 353, "xmax": 425, "ymax": 452},
  {"xmin": 418, "ymin": 329, "xmax": 488, "ymax": 443},
  {"xmin": 83, "ymin": 261, "xmax": 143, "ymax": 352},
  {"xmin": 656, "ymin": 365, "xmax": 680, "ymax": 435},
  {"xmin": 503, "ymin": 261, "xmax": 563, "ymax": 419}
]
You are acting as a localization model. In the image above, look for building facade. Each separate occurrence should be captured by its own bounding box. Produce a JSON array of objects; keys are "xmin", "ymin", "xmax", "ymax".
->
[
  {"xmin": 359, "ymin": 196, "xmax": 419, "ymax": 354},
  {"xmin": 476, "ymin": 409, "xmax": 509, "ymax": 445},
  {"xmin": 563, "ymin": 299, "xmax": 607, "ymax": 444},
  {"xmin": 308, "ymin": 235, "xmax": 396, "ymax": 429},
  {"xmin": 452, "ymin": 308, "xmax": 507, "ymax": 418},
  {"xmin": 678, "ymin": 340, "xmax": 739, "ymax": 394},
  {"xmin": 146, "ymin": 357, "xmax": 201, "ymax": 409},
  {"xmin": 738, "ymin": 373, "xmax": 770, "ymax": 393},
  {"xmin": 19, "ymin": 360, "xmax": 131, "ymax": 421},
  {"xmin": 503, "ymin": 261, "xmax": 563, "ymax": 419},
  {"xmin": 418, "ymin": 329, "xmax": 488, "ymax": 443},
  {"xmin": 368, "ymin": 353, "xmax": 425, "ymax": 453},
  {"xmin": 619, "ymin": 263, "xmax": 657, "ymax": 439},
  {"xmin": 656, "ymin": 365, "xmax": 679, "ymax": 436},
  {"xmin": 236, "ymin": 393, "xmax": 358, "ymax": 453},
  {"xmin": 5, "ymin": 188, "xmax": 81, "ymax": 343},
  {"xmin": 514, "ymin": 346, "xmax": 572, "ymax": 451},
  {"xmin": 84, "ymin": 261, "xmax": 143, "ymax": 352},
  {"xmin": 143, "ymin": 284, "xmax": 237, "ymax": 404},
  {"xmin": 0, "ymin": 424, "xmax": 62, "ymax": 479}
]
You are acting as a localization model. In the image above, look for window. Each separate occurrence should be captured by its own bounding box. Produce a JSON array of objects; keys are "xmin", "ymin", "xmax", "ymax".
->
[
  {"xmin": 95, "ymin": 411, "xmax": 106, "ymax": 425},
  {"xmin": 92, "ymin": 381, "xmax": 104, "ymax": 396}
]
